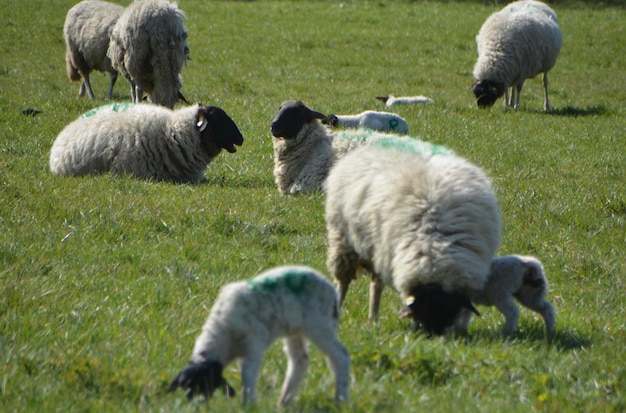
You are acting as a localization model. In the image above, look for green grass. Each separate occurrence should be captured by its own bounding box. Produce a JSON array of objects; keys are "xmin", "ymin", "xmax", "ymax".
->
[{"xmin": 1, "ymin": 0, "xmax": 625, "ymax": 411}]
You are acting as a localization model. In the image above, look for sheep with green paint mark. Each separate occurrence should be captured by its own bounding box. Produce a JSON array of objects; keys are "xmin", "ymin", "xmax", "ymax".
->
[
  {"xmin": 168, "ymin": 265, "xmax": 350, "ymax": 405},
  {"xmin": 270, "ymin": 100, "xmax": 452, "ymax": 195}
]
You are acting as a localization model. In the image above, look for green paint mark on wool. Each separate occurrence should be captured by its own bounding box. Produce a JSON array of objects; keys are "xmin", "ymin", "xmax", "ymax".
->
[
  {"xmin": 247, "ymin": 269, "xmax": 309, "ymax": 295},
  {"xmin": 374, "ymin": 137, "xmax": 454, "ymax": 157},
  {"xmin": 81, "ymin": 102, "xmax": 134, "ymax": 118}
]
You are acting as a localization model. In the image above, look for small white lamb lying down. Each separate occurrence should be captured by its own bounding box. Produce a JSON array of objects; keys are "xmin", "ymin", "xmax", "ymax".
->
[
  {"xmin": 168, "ymin": 265, "xmax": 350, "ymax": 405},
  {"xmin": 455, "ymin": 255, "xmax": 556, "ymax": 339}
]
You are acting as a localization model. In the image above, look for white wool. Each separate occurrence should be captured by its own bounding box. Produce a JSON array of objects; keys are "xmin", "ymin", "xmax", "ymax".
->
[
  {"xmin": 377, "ymin": 95, "xmax": 435, "ymax": 106},
  {"xmin": 107, "ymin": 0, "xmax": 188, "ymax": 108},
  {"xmin": 182, "ymin": 266, "xmax": 350, "ymax": 404},
  {"xmin": 456, "ymin": 255, "xmax": 556, "ymax": 339},
  {"xmin": 327, "ymin": 111, "xmax": 409, "ymax": 134},
  {"xmin": 325, "ymin": 145, "xmax": 501, "ymax": 320},
  {"xmin": 49, "ymin": 103, "xmax": 243, "ymax": 183},
  {"xmin": 272, "ymin": 121, "xmax": 451, "ymax": 195},
  {"xmin": 63, "ymin": 0, "xmax": 124, "ymax": 99},
  {"xmin": 472, "ymin": 0, "xmax": 562, "ymax": 111}
]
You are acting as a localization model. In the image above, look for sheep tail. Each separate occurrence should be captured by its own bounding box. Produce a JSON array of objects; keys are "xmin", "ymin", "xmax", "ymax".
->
[
  {"xmin": 523, "ymin": 261, "xmax": 545, "ymax": 288},
  {"xmin": 66, "ymin": 51, "xmax": 80, "ymax": 82}
]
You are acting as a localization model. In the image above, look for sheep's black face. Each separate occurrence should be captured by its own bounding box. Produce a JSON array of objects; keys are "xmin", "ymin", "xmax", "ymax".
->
[
  {"xmin": 197, "ymin": 106, "xmax": 244, "ymax": 153},
  {"xmin": 401, "ymin": 284, "xmax": 480, "ymax": 336},
  {"xmin": 168, "ymin": 360, "xmax": 236, "ymax": 400},
  {"xmin": 321, "ymin": 114, "xmax": 339, "ymax": 127},
  {"xmin": 270, "ymin": 100, "xmax": 326, "ymax": 139},
  {"xmin": 472, "ymin": 80, "xmax": 505, "ymax": 108}
]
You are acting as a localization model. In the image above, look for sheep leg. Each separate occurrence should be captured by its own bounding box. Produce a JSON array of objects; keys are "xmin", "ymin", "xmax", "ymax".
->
[
  {"xmin": 278, "ymin": 334, "xmax": 309, "ymax": 405},
  {"xmin": 454, "ymin": 307, "xmax": 474, "ymax": 334},
  {"xmin": 78, "ymin": 81, "xmax": 87, "ymax": 98},
  {"xmin": 81, "ymin": 73, "xmax": 95, "ymax": 100},
  {"xmin": 520, "ymin": 299, "xmax": 556, "ymax": 341},
  {"xmin": 542, "ymin": 72, "xmax": 550, "ymax": 112},
  {"xmin": 240, "ymin": 353, "xmax": 263, "ymax": 404},
  {"xmin": 368, "ymin": 276, "xmax": 384, "ymax": 320},
  {"xmin": 106, "ymin": 72, "xmax": 118, "ymax": 99},
  {"xmin": 305, "ymin": 327, "xmax": 350, "ymax": 403},
  {"xmin": 493, "ymin": 296, "xmax": 520, "ymax": 336},
  {"xmin": 513, "ymin": 82, "xmax": 523, "ymax": 109}
]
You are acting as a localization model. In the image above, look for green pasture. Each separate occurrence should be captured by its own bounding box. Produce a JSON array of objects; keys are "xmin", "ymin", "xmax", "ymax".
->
[{"xmin": 1, "ymin": 0, "xmax": 624, "ymax": 411}]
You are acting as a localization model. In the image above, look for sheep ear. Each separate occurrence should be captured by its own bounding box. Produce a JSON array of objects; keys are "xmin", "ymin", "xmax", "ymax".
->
[
  {"xmin": 196, "ymin": 110, "xmax": 208, "ymax": 132},
  {"xmin": 398, "ymin": 296, "xmax": 415, "ymax": 319},
  {"xmin": 464, "ymin": 301, "xmax": 481, "ymax": 317}
]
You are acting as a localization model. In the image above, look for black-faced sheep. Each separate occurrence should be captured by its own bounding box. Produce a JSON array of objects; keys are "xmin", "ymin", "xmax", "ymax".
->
[
  {"xmin": 168, "ymin": 266, "xmax": 350, "ymax": 405},
  {"xmin": 107, "ymin": 0, "xmax": 188, "ymax": 108},
  {"xmin": 49, "ymin": 103, "xmax": 243, "ymax": 183},
  {"xmin": 455, "ymin": 255, "xmax": 556, "ymax": 339},
  {"xmin": 63, "ymin": 0, "xmax": 125, "ymax": 99},
  {"xmin": 472, "ymin": 0, "xmax": 562, "ymax": 111},
  {"xmin": 270, "ymin": 100, "xmax": 453, "ymax": 196},
  {"xmin": 325, "ymin": 144, "xmax": 501, "ymax": 335}
]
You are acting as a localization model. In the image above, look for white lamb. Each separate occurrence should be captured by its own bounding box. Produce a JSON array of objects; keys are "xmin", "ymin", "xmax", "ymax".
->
[
  {"xmin": 325, "ymin": 144, "xmax": 501, "ymax": 335},
  {"xmin": 49, "ymin": 103, "xmax": 244, "ymax": 183},
  {"xmin": 472, "ymin": 0, "xmax": 562, "ymax": 111},
  {"xmin": 375, "ymin": 95, "xmax": 435, "ymax": 106},
  {"xmin": 63, "ymin": 0, "xmax": 125, "ymax": 99},
  {"xmin": 167, "ymin": 265, "xmax": 350, "ymax": 405},
  {"xmin": 270, "ymin": 100, "xmax": 453, "ymax": 196},
  {"xmin": 455, "ymin": 255, "xmax": 556, "ymax": 339},
  {"xmin": 322, "ymin": 111, "xmax": 409, "ymax": 134},
  {"xmin": 107, "ymin": 0, "xmax": 188, "ymax": 108}
]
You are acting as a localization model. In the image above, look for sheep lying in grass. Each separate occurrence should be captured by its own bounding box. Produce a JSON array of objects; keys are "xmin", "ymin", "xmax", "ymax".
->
[
  {"xmin": 107, "ymin": 0, "xmax": 188, "ymax": 108},
  {"xmin": 322, "ymin": 111, "xmax": 409, "ymax": 134},
  {"xmin": 50, "ymin": 103, "xmax": 243, "ymax": 183},
  {"xmin": 325, "ymin": 144, "xmax": 500, "ymax": 335},
  {"xmin": 376, "ymin": 95, "xmax": 434, "ymax": 106},
  {"xmin": 270, "ymin": 100, "xmax": 452, "ymax": 195},
  {"xmin": 168, "ymin": 265, "xmax": 350, "ymax": 405},
  {"xmin": 63, "ymin": 0, "xmax": 124, "ymax": 99},
  {"xmin": 472, "ymin": 0, "xmax": 562, "ymax": 111},
  {"xmin": 455, "ymin": 255, "xmax": 556, "ymax": 339}
]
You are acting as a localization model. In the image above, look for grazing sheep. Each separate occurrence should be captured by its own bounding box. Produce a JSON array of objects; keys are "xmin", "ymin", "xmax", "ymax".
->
[
  {"xmin": 270, "ymin": 100, "xmax": 452, "ymax": 195},
  {"xmin": 107, "ymin": 0, "xmax": 188, "ymax": 108},
  {"xmin": 168, "ymin": 265, "xmax": 350, "ymax": 405},
  {"xmin": 376, "ymin": 95, "xmax": 435, "ymax": 106},
  {"xmin": 472, "ymin": 0, "xmax": 562, "ymax": 111},
  {"xmin": 63, "ymin": 0, "xmax": 125, "ymax": 99},
  {"xmin": 322, "ymin": 110, "xmax": 409, "ymax": 134},
  {"xmin": 325, "ymin": 144, "xmax": 501, "ymax": 335},
  {"xmin": 455, "ymin": 255, "xmax": 556, "ymax": 339},
  {"xmin": 49, "ymin": 103, "xmax": 243, "ymax": 183}
]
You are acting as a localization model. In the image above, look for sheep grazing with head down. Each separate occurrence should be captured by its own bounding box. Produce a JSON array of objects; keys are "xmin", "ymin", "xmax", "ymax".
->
[
  {"xmin": 49, "ymin": 103, "xmax": 243, "ymax": 183},
  {"xmin": 322, "ymin": 110, "xmax": 409, "ymax": 134},
  {"xmin": 107, "ymin": 0, "xmax": 188, "ymax": 108},
  {"xmin": 472, "ymin": 0, "xmax": 562, "ymax": 111},
  {"xmin": 325, "ymin": 143, "xmax": 501, "ymax": 336},
  {"xmin": 63, "ymin": 0, "xmax": 125, "ymax": 99},
  {"xmin": 168, "ymin": 265, "xmax": 350, "ymax": 405},
  {"xmin": 270, "ymin": 100, "xmax": 453, "ymax": 196},
  {"xmin": 455, "ymin": 255, "xmax": 556, "ymax": 339}
]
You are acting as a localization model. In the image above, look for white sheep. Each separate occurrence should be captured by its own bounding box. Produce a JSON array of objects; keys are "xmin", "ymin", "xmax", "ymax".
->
[
  {"xmin": 270, "ymin": 100, "xmax": 453, "ymax": 196},
  {"xmin": 107, "ymin": 0, "xmax": 188, "ymax": 108},
  {"xmin": 454, "ymin": 255, "xmax": 556, "ymax": 339},
  {"xmin": 49, "ymin": 103, "xmax": 244, "ymax": 183},
  {"xmin": 375, "ymin": 95, "xmax": 435, "ymax": 106},
  {"xmin": 472, "ymin": 0, "xmax": 562, "ymax": 111},
  {"xmin": 167, "ymin": 265, "xmax": 350, "ymax": 405},
  {"xmin": 63, "ymin": 0, "xmax": 125, "ymax": 99},
  {"xmin": 325, "ymin": 144, "xmax": 501, "ymax": 335},
  {"xmin": 322, "ymin": 110, "xmax": 409, "ymax": 134}
]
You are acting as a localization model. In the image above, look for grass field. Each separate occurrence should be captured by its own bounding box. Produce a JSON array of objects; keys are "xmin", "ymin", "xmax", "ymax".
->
[{"xmin": 1, "ymin": 0, "xmax": 625, "ymax": 411}]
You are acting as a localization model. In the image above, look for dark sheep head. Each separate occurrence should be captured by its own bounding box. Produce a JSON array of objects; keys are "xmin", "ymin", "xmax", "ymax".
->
[
  {"xmin": 270, "ymin": 100, "xmax": 326, "ymax": 139},
  {"xmin": 196, "ymin": 106, "xmax": 244, "ymax": 154},
  {"xmin": 471, "ymin": 80, "xmax": 506, "ymax": 108},
  {"xmin": 399, "ymin": 284, "xmax": 480, "ymax": 336},
  {"xmin": 168, "ymin": 359, "xmax": 236, "ymax": 400},
  {"xmin": 321, "ymin": 114, "xmax": 339, "ymax": 127}
]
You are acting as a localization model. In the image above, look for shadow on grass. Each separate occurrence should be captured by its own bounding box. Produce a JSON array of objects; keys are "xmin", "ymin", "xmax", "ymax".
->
[
  {"xmin": 465, "ymin": 326, "xmax": 591, "ymax": 351},
  {"xmin": 547, "ymin": 105, "xmax": 609, "ymax": 117}
]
